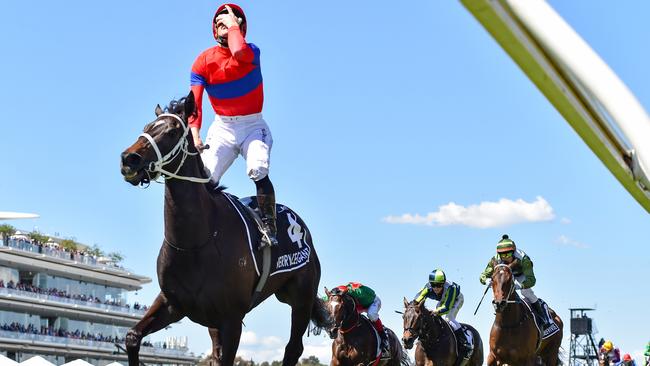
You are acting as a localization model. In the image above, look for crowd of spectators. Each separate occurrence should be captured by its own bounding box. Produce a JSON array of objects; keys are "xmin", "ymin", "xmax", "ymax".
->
[
  {"xmin": 0, "ymin": 322, "xmax": 155, "ymax": 347},
  {"xmin": 0, "ymin": 280, "xmax": 148, "ymax": 312},
  {"xmin": 5, "ymin": 236, "xmax": 125, "ymax": 271}
]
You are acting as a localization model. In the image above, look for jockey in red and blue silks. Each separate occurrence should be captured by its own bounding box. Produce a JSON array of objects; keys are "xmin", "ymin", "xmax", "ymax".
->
[{"xmin": 189, "ymin": 3, "xmax": 277, "ymax": 247}]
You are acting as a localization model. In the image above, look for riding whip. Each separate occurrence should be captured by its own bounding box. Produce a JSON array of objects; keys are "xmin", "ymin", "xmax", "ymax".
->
[{"xmin": 473, "ymin": 283, "xmax": 491, "ymax": 315}]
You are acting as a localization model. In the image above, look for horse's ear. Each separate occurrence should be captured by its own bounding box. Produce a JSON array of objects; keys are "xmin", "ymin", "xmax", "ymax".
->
[
  {"xmin": 155, "ymin": 104, "xmax": 163, "ymax": 117},
  {"xmin": 184, "ymin": 90, "xmax": 196, "ymax": 117},
  {"xmin": 403, "ymin": 297, "xmax": 409, "ymax": 307},
  {"xmin": 324, "ymin": 287, "xmax": 330, "ymax": 297},
  {"xmin": 418, "ymin": 300, "xmax": 425, "ymax": 310}
]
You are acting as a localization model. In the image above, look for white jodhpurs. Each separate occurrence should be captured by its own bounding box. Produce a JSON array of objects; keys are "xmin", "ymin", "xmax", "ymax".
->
[
  {"xmin": 200, "ymin": 113, "xmax": 273, "ymax": 183},
  {"xmin": 515, "ymin": 274, "xmax": 538, "ymax": 303},
  {"xmin": 366, "ymin": 297, "xmax": 381, "ymax": 322},
  {"xmin": 443, "ymin": 293, "xmax": 463, "ymax": 331}
]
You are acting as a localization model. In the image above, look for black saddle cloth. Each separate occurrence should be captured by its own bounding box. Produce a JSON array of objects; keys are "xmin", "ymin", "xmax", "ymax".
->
[{"xmin": 224, "ymin": 194, "xmax": 313, "ymax": 277}]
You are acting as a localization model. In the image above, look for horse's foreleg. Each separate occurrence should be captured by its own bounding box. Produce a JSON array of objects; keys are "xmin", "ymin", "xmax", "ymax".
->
[
  {"xmin": 217, "ymin": 318, "xmax": 244, "ymax": 366},
  {"xmin": 282, "ymin": 302, "xmax": 312, "ymax": 366},
  {"xmin": 208, "ymin": 328, "xmax": 222, "ymax": 366},
  {"xmin": 126, "ymin": 293, "xmax": 183, "ymax": 366}
]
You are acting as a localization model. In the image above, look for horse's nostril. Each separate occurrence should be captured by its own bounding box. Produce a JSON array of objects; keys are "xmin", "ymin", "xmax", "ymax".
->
[{"xmin": 123, "ymin": 152, "xmax": 143, "ymax": 168}]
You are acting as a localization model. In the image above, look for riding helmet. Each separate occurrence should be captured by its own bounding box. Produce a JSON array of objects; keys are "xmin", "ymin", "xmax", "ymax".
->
[
  {"xmin": 213, "ymin": 3, "xmax": 247, "ymax": 38},
  {"xmin": 428, "ymin": 269, "xmax": 446, "ymax": 284},
  {"xmin": 496, "ymin": 234, "xmax": 516, "ymax": 253}
]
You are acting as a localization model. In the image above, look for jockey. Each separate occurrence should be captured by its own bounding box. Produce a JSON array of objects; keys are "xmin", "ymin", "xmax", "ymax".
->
[
  {"xmin": 479, "ymin": 235, "xmax": 550, "ymax": 325},
  {"xmin": 619, "ymin": 353, "xmax": 637, "ymax": 366},
  {"xmin": 599, "ymin": 340, "xmax": 621, "ymax": 365},
  {"xmin": 336, "ymin": 282, "xmax": 389, "ymax": 356},
  {"xmin": 645, "ymin": 341, "xmax": 650, "ymax": 365},
  {"xmin": 189, "ymin": 3, "xmax": 278, "ymax": 247},
  {"xmin": 414, "ymin": 269, "xmax": 472, "ymax": 366}
]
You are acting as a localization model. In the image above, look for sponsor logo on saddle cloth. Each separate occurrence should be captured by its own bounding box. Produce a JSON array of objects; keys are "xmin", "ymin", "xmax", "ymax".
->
[
  {"xmin": 521, "ymin": 297, "xmax": 560, "ymax": 340},
  {"xmin": 232, "ymin": 195, "xmax": 312, "ymax": 276}
]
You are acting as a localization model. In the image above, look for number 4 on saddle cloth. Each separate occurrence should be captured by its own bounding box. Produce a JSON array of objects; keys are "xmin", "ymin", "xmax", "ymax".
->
[{"xmin": 224, "ymin": 193, "xmax": 313, "ymax": 276}]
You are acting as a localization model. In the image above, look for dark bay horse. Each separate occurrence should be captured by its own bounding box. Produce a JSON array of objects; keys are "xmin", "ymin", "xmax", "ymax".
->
[
  {"xmin": 488, "ymin": 264, "xmax": 563, "ymax": 366},
  {"xmin": 119, "ymin": 91, "xmax": 331, "ymax": 366},
  {"xmin": 323, "ymin": 288, "xmax": 409, "ymax": 366},
  {"xmin": 401, "ymin": 299, "xmax": 483, "ymax": 366}
]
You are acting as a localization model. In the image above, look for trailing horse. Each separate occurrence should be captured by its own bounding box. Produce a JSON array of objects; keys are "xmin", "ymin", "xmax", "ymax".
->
[
  {"xmin": 487, "ymin": 264, "xmax": 563, "ymax": 366},
  {"xmin": 119, "ymin": 91, "xmax": 331, "ymax": 366},
  {"xmin": 401, "ymin": 299, "xmax": 483, "ymax": 366},
  {"xmin": 323, "ymin": 288, "xmax": 410, "ymax": 366}
]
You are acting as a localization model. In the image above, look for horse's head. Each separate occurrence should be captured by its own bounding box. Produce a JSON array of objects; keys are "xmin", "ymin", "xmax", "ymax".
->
[
  {"xmin": 491, "ymin": 264, "xmax": 515, "ymax": 312},
  {"xmin": 324, "ymin": 286, "xmax": 357, "ymax": 339},
  {"xmin": 401, "ymin": 298, "xmax": 426, "ymax": 349},
  {"xmin": 120, "ymin": 91, "xmax": 202, "ymax": 186}
]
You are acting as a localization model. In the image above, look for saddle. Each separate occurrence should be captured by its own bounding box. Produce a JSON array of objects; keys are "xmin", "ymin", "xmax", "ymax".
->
[
  {"xmin": 446, "ymin": 322, "xmax": 474, "ymax": 366},
  {"xmin": 359, "ymin": 316, "xmax": 391, "ymax": 366}
]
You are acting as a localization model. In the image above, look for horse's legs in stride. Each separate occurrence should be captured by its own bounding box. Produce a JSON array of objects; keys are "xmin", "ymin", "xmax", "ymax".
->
[
  {"xmin": 208, "ymin": 328, "xmax": 222, "ymax": 366},
  {"xmin": 281, "ymin": 302, "xmax": 312, "ymax": 366},
  {"xmin": 217, "ymin": 319, "xmax": 243, "ymax": 366},
  {"xmin": 126, "ymin": 293, "xmax": 183, "ymax": 366}
]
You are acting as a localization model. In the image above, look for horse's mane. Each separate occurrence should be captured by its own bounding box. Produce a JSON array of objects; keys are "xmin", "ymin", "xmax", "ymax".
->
[{"xmin": 164, "ymin": 96, "xmax": 197, "ymax": 119}]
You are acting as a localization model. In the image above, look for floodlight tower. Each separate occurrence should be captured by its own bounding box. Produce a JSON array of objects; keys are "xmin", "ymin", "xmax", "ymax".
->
[{"xmin": 569, "ymin": 308, "xmax": 599, "ymax": 366}]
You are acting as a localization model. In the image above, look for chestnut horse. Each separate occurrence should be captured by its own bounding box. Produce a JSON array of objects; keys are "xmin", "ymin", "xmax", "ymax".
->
[
  {"xmin": 119, "ymin": 92, "xmax": 331, "ymax": 366},
  {"xmin": 488, "ymin": 264, "xmax": 563, "ymax": 366},
  {"xmin": 401, "ymin": 299, "xmax": 483, "ymax": 366},
  {"xmin": 323, "ymin": 288, "xmax": 410, "ymax": 366}
]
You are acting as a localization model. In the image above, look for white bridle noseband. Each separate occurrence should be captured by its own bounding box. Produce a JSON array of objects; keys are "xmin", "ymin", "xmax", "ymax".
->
[{"xmin": 138, "ymin": 113, "xmax": 211, "ymax": 183}]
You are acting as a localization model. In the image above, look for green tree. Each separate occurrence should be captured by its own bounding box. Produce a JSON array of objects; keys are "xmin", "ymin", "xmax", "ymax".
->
[
  {"xmin": 108, "ymin": 251, "xmax": 125, "ymax": 263},
  {"xmin": 59, "ymin": 239, "xmax": 78, "ymax": 251},
  {"xmin": 0, "ymin": 224, "xmax": 16, "ymax": 246},
  {"xmin": 28, "ymin": 230, "xmax": 48, "ymax": 244},
  {"xmin": 86, "ymin": 244, "xmax": 104, "ymax": 257},
  {"xmin": 299, "ymin": 356, "xmax": 323, "ymax": 366}
]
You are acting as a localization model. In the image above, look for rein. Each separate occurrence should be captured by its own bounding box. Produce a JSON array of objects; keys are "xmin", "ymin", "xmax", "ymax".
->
[
  {"xmin": 163, "ymin": 230, "xmax": 217, "ymax": 253},
  {"xmin": 139, "ymin": 113, "xmax": 211, "ymax": 184},
  {"xmin": 338, "ymin": 297, "xmax": 361, "ymax": 334}
]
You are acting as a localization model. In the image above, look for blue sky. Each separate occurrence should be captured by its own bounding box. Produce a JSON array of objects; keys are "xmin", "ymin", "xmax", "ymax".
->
[{"xmin": 2, "ymin": 0, "xmax": 649, "ymax": 363}]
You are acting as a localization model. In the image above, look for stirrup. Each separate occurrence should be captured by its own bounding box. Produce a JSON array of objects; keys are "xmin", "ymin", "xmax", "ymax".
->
[{"xmin": 260, "ymin": 223, "xmax": 278, "ymax": 248}]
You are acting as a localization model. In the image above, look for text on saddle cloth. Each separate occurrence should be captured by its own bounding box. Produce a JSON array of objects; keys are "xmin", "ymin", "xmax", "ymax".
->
[
  {"xmin": 520, "ymin": 296, "xmax": 560, "ymax": 340},
  {"xmin": 232, "ymin": 195, "xmax": 313, "ymax": 276}
]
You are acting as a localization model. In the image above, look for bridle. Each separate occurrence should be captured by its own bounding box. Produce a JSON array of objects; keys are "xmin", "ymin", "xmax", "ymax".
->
[
  {"xmin": 138, "ymin": 113, "xmax": 210, "ymax": 184},
  {"xmin": 403, "ymin": 305, "xmax": 424, "ymax": 341},
  {"xmin": 492, "ymin": 264, "xmax": 518, "ymax": 308},
  {"xmin": 331, "ymin": 294, "xmax": 360, "ymax": 335},
  {"xmin": 404, "ymin": 304, "xmax": 446, "ymax": 348}
]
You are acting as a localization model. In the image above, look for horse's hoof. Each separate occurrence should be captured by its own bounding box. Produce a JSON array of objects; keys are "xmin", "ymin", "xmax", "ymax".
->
[{"xmin": 125, "ymin": 330, "xmax": 141, "ymax": 348}]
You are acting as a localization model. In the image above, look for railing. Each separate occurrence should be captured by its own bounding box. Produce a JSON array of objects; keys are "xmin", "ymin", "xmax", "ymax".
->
[
  {"xmin": 0, "ymin": 330, "xmax": 193, "ymax": 358},
  {"xmin": 3, "ymin": 239, "xmax": 133, "ymax": 273},
  {"xmin": 0, "ymin": 287, "xmax": 146, "ymax": 316}
]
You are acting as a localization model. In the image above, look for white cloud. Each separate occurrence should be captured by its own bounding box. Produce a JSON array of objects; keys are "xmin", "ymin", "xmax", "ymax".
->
[
  {"xmin": 382, "ymin": 196, "xmax": 555, "ymax": 228},
  {"xmin": 240, "ymin": 330, "xmax": 259, "ymax": 346},
  {"xmin": 556, "ymin": 235, "xmax": 589, "ymax": 249},
  {"xmin": 215, "ymin": 331, "xmax": 333, "ymax": 363}
]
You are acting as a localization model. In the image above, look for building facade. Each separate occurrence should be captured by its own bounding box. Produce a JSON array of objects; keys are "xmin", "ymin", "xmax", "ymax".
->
[{"xmin": 0, "ymin": 236, "xmax": 198, "ymax": 365}]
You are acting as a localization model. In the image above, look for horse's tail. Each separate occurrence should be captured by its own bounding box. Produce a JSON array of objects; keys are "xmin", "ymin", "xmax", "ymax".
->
[
  {"xmin": 397, "ymin": 343, "xmax": 411, "ymax": 366},
  {"xmin": 387, "ymin": 329, "xmax": 412, "ymax": 366},
  {"xmin": 310, "ymin": 295, "xmax": 333, "ymax": 335}
]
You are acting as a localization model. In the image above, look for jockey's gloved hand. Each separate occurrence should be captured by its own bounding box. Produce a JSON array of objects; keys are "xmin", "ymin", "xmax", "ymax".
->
[
  {"xmin": 485, "ymin": 278, "xmax": 492, "ymax": 287},
  {"xmin": 514, "ymin": 282, "xmax": 522, "ymax": 290}
]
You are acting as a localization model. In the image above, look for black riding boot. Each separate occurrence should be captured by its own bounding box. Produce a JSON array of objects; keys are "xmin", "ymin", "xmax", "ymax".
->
[
  {"xmin": 453, "ymin": 329, "xmax": 472, "ymax": 366},
  {"xmin": 532, "ymin": 300, "xmax": 549, "ymax": 325},
  {"xmin": 255, "ymin": 177, "xmax": 278, "ymax": 247}
]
